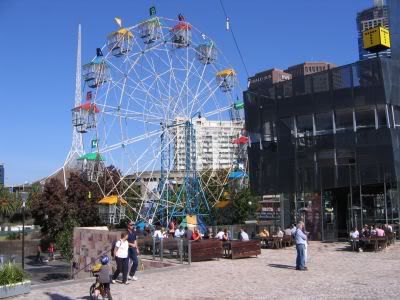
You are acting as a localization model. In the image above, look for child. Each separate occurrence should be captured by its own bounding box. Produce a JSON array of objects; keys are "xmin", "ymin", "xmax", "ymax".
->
[{"xmin": 94, "ymin": 255, "xmax": 112, "ymax": 299}]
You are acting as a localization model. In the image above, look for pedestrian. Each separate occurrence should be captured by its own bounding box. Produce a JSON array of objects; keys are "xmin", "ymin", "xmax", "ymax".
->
[
  {"xmin": 127, "ymin": 222, "xmax": 139, "ymax": 281},
  {"xmin": 293, "ymin": 221, "xmax": 308, "ymax": 271},
  {"xmin": 112, "ymin": 232, "xmax": 130, "ymax": 285},
  {"xmin": 48, "ymin": 242, "xmax": 55, "ymax": 261},
  {"xmin": 36, "ymin": 244, "xmax": 43, "ymax": 264}
]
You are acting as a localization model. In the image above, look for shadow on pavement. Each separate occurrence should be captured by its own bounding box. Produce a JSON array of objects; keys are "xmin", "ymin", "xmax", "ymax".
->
[
  {"xmin": 268, "ymin": 264, "xmax": 296, "ymax": 270},
  {"xmin": 42, "ymin": 273, "xmax": 70, "ymax": 281},
  {"xmin": 44, "ymin": 292, "xmax": 73, "ymax": 300}
]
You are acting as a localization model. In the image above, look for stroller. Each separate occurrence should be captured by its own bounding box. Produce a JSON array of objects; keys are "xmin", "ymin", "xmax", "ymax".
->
[{"xmin": 89, "ymin": 258, "xmax": 113, "ymax": 300}]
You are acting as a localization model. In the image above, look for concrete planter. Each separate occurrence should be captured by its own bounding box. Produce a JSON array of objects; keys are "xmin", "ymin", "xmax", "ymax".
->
[{"xmin": 0, "ymin": 281, "xmax": 31, "ymax": 298}]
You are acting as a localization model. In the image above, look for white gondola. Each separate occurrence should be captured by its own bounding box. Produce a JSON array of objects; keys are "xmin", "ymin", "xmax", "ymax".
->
[
  {"xmin": 139, "ymin": 17, "xmax": 162, "ymax": 44},
  {"xmin": 71, "ymin": 102, "xmax": 99, "ymax": 133},
  {"xmin": 82, "ymin": 49, "xmax": 110, "ymax": 88},
  {"xmin": 196, "ymin": 42, "xmax": 217, "ymax": 64}
]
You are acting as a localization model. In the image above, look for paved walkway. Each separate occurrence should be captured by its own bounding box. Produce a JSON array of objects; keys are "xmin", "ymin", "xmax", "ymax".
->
[{"xmin": 15, "ymin": 242, "xmax": 400, "ymax": 299}]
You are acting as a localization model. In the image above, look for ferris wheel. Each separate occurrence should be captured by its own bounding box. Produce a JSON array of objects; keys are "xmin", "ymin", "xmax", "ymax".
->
[{"xmin": 72, "ymin": 12, "xmax": 247, "ymax": 226}]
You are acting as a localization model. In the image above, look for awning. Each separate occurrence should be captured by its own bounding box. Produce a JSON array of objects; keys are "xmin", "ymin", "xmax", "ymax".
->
[
  {"xmin": 98, "ymin": 195, "xmax": 127, "ymax": 205},
  {"xmin": 77, "ymin": 152, "xmax": 105, "ymax": 161}
]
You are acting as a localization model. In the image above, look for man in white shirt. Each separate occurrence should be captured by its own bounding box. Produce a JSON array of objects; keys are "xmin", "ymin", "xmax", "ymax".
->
[
  {"xmin": 239, "ymin": 228, "xmax": 249, "ymax": 241},
  {"xmin": 174, "ymin": 226, "xmax": 185, "ymax": 238},
  {"xmin": 215, "ymin": 229, "xmax": 225, "ymax": 240}
]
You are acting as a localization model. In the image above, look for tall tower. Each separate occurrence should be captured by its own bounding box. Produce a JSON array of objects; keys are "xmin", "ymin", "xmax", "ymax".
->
[{"xmin": 62, "ymin": 24, "xmax": 84, "ymax": 186}]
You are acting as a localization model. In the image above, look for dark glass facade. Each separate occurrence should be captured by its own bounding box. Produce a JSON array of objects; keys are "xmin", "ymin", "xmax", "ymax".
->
[
  {"xmin": 245, "ymin": 58, "xmax": 400, "ymax": 240},
  {"xmin": 0, "ymin": 164, "xmax": 4, "ymax": 185}
]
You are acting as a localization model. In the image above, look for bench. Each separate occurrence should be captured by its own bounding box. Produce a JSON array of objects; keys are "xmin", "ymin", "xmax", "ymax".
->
[
  {"xmin": 229, "ymin": 240, "xmax": 261, "ymax": 259},
  {"xmin": 188, "ymin": 239, "xmax": 223, "ymax": 262},
  {"xmin": 282, "ymin": 235, "xmax": 293, "ymax": 247}
]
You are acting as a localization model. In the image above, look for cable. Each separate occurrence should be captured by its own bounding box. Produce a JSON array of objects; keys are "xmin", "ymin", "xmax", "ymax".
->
[{"xmin": 219, "ymin": 0, "xmax": 250, "ymax": 78}]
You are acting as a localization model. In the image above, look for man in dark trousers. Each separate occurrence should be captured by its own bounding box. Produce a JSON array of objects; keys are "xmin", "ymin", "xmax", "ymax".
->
[{"xmin": 127, "ymin": 221, "xmax": 139, "ymax": 281}]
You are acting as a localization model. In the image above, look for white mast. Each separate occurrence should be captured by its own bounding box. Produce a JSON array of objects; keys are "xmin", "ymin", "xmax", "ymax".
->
[{"xmin": 62, "ymin": 24, "xmax": 84, "ymax": 187}]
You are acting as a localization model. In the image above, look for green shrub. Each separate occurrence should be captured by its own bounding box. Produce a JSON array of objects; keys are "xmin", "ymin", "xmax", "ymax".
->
[
  {"xmin": 0, "ymin": 263, "xmax": 30, "ymax": 285},
  {"xmin": 5, "ymin": 232, "xmax": 20, "ymax": 240}
]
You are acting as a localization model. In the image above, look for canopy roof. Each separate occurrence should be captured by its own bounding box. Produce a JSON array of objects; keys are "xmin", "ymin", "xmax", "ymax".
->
[
  {"xmin": 233, "ymin": 102, "xmax": 244, "ymax": 110},
  {"xmin": 215, "ymin": 200, "xmax": 232, "ymax": 208},
  {"xmin": 232, "ymin": 136, "xmax": 248, "ymax": 144},
  {"xmin": 108, "ymin": 27, "xmax": 133, "ymax": 38},
  {"xmin": 77, "ymin": 152, "xmax": 105, "ymax": 161},
  {"xmin": 98, "ymin": 195, "xmax": 127, "ymax": 205},
  {"xmin": 172, "ymin": 22, "xmax": 192, "ymax": 31},
  {"xmin": 228, "ymin": 170, "xmax": 248, "ymax": 179},
  {"xmin": 216, "ymin": 68, "xmax": 236, "ymax": 78},
  {"xmin": 72, "ymin": 101, "xmax": 100, "ymax": 113}
]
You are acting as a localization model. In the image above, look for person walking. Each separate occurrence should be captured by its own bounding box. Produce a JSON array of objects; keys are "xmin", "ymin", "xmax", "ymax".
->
[
  {"xmin": 127, "ymin": 222, "xmax": 139, "ymax": 281},
  {"xmin": 293, "ymin": 221, "xmax": 308, "ymax": 271},
  {"xmin": 112, "ymin": 232, "xmax": 130, "ymax": 284}
]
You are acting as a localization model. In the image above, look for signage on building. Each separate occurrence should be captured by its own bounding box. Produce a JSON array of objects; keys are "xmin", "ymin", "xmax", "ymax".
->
[{"xmin": 363, "ymin": 26, "xmax": 391, "ymax": 52}]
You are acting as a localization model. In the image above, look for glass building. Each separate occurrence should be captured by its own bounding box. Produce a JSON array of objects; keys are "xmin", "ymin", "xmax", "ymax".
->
[{"xmin": 245, "ymin": 58, "xmax": 400, "ymax": 240}]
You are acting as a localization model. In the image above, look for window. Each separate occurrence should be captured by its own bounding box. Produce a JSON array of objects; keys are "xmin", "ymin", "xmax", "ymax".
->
[
  {"xmin": 377, "ymin": 105, "xmax": 388, "ymax": 128},
  {"xmin": 261, "ymin": 121, "xmax": 277, "ymax": 142},
  {"xmin": 355, "ymin": 107, "xmax": 375, "ymax": 130},
  {"xmin": 315, "ymin": 112, "xmax": 333, "ymax": 135},
  {"xmin": 392, "ymin": 105, "xmax": 400, "ymax": 127},
  {"xmin": 335, "ymin": 109, "xmax": 354, "ymax": 132},
  {"xmin": 296, "ymin": 114, "xmax": 313, "ymax": 137}
]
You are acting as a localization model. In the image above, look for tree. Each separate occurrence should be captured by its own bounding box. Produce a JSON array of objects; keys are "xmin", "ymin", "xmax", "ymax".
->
[
  {"xmin": 30, "ymin": 178, "xmax": 68, "ymax": 240},
  {"xmin": 55, "ymin": 218, "xmax": 78, "ymax": 263},
  {"xmin": 0, "ymin": 186, "xmax": 18, "ymax": 223}
]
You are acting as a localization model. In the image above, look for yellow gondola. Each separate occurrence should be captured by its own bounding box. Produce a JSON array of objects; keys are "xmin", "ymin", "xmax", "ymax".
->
[
  {"xmin": 98, "ymin": 195, "xmax": 127, "ymax": 224},
  {"xmin": 216, "ymin": 69, "xmax": 236, "ymax": 92},
  {"xmin": 107, "ymin": 28, "xmax": 133, "ymax": 57}
]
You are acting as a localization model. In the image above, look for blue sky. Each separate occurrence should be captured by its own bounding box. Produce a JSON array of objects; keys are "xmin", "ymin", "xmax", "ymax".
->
[{"xmin": 0, "ymin": 0, "xmax": 372, "ymax": 185}]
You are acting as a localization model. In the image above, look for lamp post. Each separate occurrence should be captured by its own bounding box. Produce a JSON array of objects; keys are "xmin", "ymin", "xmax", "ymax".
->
[{"xmin": 21, "ymin": 195, "xmax": 27, "ymax": 270}]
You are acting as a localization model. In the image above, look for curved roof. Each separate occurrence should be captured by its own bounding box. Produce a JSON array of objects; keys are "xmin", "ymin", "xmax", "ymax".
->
[
  {"xmin": 172, "ymin": 22, "xmax": 192, "ymax": 31},
  {"xmin": 216, "ymin": 68, "xmax": 236, "ymax": 77},
  {"xmin": 72, "ymin": 102, "xmax": 100, "ymax": 113},
  {"xmin": 98, "ymin": 195, "xmax": 127, "ymax": 205},
  {"xmin": 232, "ymin": 136, "xmax": 248, "ymax": 145},
  {"xmin": 77, "ymin": 152, "xmax": 105, "ymax": 161},
  {"xmin": 108, "ymin": 28, "xmax": 133, "ymax": 38}
]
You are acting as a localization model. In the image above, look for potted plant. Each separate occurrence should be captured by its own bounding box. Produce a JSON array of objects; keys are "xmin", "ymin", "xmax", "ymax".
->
[{"xmin": 0, "ymin": 262, "xmax": 31, "ymax": 298}]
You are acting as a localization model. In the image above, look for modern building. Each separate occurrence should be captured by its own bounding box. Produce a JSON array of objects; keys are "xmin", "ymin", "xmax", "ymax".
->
[
  {"xmin": 248, "ymin": 68, "xmax": 292, "ymax": 90},
  {"xmin": 172, "ymin": 117, "xmax": 244, "ymax": 172},
  {"xmin": 0, "ymin": 163, "xmax": 4, "ymax": 185},
  {"xmin": 357, "ymin": 0, "xmax": 391, "ymax": 60},
  {"xmin": 284, "ymin": 62, "xmax": 336, "ymax": 79},
  {"xmin": 245, "ymin": 57, "xmax": 400, "ymax": 241}
]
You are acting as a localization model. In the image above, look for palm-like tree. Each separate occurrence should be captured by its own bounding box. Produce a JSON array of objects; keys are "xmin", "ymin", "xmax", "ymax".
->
[{"xmin": 0, "ymin": 185, "xmax": 17, "ymax": 223}]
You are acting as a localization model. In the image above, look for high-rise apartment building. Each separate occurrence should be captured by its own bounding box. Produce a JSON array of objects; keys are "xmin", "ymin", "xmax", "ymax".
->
[
  {"xmin": 357, "ymin": 0, "xmax": 391, "ymax": 60},
  {"xmin": 0, "ymin": 163, "xmax": 4, "ymax": 185},
  {"xmin": 173, "ymin": 117, "xmax": 244, "ymax": 172}
]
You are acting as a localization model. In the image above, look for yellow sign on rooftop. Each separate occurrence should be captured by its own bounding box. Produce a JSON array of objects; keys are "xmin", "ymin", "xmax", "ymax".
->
[{"xmin": 363, "ymin": 26, "xmax": 391, "ymax": 53}]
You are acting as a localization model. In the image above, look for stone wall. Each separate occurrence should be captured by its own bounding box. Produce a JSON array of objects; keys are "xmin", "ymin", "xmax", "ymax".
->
[{"xmin": 73, "ymin": 227, "xmax": 124, "ymax": 277}]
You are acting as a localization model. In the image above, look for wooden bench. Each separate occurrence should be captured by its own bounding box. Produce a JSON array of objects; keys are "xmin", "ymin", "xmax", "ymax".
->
[
  {"xmin": 282, "ymin": 235, "xmax": 293, "ymax": 248},
  {"xmin": 188, "ymin": 239, "xmax": 223, "ymax": 262},
  {"xmin": 229, "ymin": 240, "xmax": 261, "ymax": 259}
]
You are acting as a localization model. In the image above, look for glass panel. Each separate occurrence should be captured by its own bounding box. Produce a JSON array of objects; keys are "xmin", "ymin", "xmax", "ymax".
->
[
  {"xmin": 315, "ymin": 112, "xmax": 333, "ymax": 136},
  {"xmin": 393, "ymin": 105, "xmax": 400, "ymax": 127},
  {"xmin": 355, "ymin": 107, "xmax": 375, "ymax": 130},
  {"xmin": 296, "ymin": 114, "xmax": 313, "ymax": 137},
  {"xmin": 261, "ymin": 121, "xmax": 277, "ymax": 142},
  {"xmin": 279, "ymin": 117, "xmax": 295, "ymax": 137},
  {"xmin": 335, "ymin": 109, "xmax": 354, "ymax": 132},
  {"xmin": 377, "ymin": 105, "xmax": 388, "ymax": 128},
  {"xmin": 332, "ymin": 66, "xmax": 352, "ymax": 90},
  {"xmin": 283, "ymin": 81, "xmax": 293, "ymax": 98},
  {"xmin": 312, "ymin": 72, "xmax": 329, "ymax": 93}
]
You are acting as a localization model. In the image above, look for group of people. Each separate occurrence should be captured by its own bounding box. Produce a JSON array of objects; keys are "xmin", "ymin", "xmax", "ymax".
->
[
  {"xmin": 93, "ymin": 221, "xmax": 140, "ymax": 298},
  {"xmin": 350, "ymin": 223, "xmax": 393, "ymax": 252}
]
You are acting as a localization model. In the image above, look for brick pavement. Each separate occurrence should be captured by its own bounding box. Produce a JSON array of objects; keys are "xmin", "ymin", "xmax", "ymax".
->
[{"xmin": 14, "ymin": 242, "xmax": 400, "ymax": 299}]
